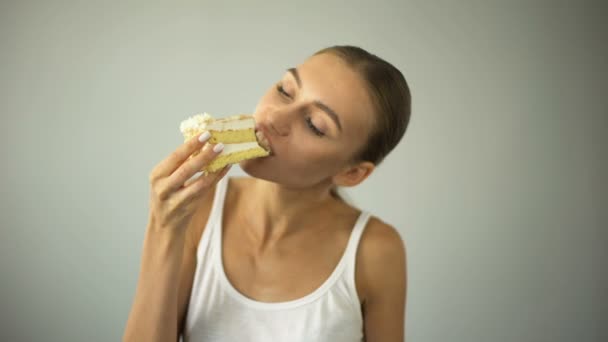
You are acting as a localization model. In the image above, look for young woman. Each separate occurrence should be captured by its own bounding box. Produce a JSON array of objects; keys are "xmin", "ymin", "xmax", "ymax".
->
[{"xmin": 124, "ymin": 45, "xmax": 412, "ymax": 342}]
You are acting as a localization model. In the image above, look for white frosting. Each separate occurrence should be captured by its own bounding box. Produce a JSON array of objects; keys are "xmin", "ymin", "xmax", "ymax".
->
[
  {"xmin": 218, "ymin": 142, "xmax": 262, "ymax": 156},
  {"xmin": 179, "ymin": 113, "xmax": 254, "ymax": 133},
  {"xmin": 179, "ymin": 113, "xmax": 214, "ymax": 133}
]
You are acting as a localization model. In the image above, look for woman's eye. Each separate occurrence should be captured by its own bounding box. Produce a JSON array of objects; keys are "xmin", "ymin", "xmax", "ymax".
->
[
  {"xmin": 306, "ymin": 117, "xmax": 325, "ymax": 137},
  {"xmin": 276, "ymin": 84, "xmax": 291, "ymax": 98}
]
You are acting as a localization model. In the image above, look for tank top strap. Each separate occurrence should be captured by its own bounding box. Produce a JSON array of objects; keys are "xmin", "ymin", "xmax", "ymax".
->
[
  {"xmin": 208, "ymin": 176, "xmax": 229, "ymax": 224},
  {"xmin": 196, "ymin": 176, "xmax": 230, "ymax": 259},
  {"xmin": 342, "ymin": 210, "xmax": 372, "ymax": 306}
]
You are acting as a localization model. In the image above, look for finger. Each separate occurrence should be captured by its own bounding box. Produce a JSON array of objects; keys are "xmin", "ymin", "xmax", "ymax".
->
[
  {"xmin": 165, "ymin": 141, "xmax": 225, "ymax": 193},
  {"xmin": 183, "ymin": 171, "xmax": 204, "ymax": 188},
  {"xmin": 175, "ymin": 164, "xmax": 231, "ymax": 204},
  {"xmin": 149, "ymin": 131, "xmax": 211, "ymax": 182}
]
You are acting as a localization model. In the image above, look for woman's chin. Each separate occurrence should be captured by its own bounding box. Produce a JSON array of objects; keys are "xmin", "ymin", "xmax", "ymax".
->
[{"xmin": 238, "ymin": 157, "xmax": 274, "ymax": 180}]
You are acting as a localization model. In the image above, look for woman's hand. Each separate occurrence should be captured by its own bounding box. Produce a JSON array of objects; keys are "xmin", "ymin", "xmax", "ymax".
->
[
  {"xmin": 124, "ymin": 131, "xmax": 228, "ymax": 342},
  {"xmin": 147, "ymin": 131, "xmax": 229, "ymax": 234}
]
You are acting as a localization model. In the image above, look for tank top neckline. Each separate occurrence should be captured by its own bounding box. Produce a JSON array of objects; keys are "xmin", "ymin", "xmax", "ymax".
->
[{"xmin": 208, "ymin": 176, "xmax": 370, "ymax": 311}]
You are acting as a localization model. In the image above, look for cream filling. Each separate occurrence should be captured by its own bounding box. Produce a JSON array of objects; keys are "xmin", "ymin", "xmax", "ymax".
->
[{"xmin": 217, "ymin": 141, "xmax": 263, "ymax": 156}]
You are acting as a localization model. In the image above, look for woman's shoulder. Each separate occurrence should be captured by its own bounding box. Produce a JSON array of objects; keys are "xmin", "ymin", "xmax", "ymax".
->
[
  {"xmin": 360, "ymin": 216, "xmax": 405, "ymax": 250},
  {"xmin": 356, "ymin": 215, "xmax": 407, "ymax": 303}
]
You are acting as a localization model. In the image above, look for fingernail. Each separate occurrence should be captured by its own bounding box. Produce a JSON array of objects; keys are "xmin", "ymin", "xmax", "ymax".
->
[
  {"xmin": 213, "ymin": 143, "xmax": 224, "ymax": 153},
  {"xmin": 198, "ymin": 131, "xmax": 211, "ymax": 143}
]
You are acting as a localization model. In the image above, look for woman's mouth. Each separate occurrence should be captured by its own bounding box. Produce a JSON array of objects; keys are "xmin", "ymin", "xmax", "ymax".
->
[{"xmin": 255, "ymin": 127, "xmax": 274, "ymax": 155}]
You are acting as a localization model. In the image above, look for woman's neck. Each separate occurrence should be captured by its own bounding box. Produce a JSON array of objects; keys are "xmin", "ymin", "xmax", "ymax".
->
[{"xmin": 239, "ymin": 177, "xmax": 338, "ymax": 247}]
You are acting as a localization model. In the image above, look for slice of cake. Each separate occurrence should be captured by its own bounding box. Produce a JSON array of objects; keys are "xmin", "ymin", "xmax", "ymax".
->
[{"xmin": 179, "ymin": 113, "xmax": 271, "ymax": 172}]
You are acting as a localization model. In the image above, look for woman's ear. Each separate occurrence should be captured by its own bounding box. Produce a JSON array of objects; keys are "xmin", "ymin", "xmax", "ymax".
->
[{"xmin": 333, "ymin": 161, "xmax": 375, "ymax": 187}]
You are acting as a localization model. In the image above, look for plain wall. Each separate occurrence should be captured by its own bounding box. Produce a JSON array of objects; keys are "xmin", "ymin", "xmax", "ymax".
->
[{"xmin": 1, "ymin": 1, "xmax": 606, "ymax": 341}]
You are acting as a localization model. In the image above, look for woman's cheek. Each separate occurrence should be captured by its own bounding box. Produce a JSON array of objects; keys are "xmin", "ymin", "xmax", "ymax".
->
[{"xmin": 296, "ymin": 143, "xmax": 334, "ymax": 164}]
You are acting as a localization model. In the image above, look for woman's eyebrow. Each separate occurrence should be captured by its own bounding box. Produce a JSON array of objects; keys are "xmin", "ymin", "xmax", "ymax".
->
[
  {"xmin": 287, "ymin": 67, "xmax": 343, "ymax": 133},
  {"xmin": 313, "ymin": 100, "xmax": 343, "ymax": 132},
  {"xmin": 287, "ymin": 67, "xmax": 302, "ymax": 87}
]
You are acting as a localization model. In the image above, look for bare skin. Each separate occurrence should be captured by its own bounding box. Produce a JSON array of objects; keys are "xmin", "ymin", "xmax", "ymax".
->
[{"xmin": 124, "ymin": 52, "xmax": 408, "ymax": 342}]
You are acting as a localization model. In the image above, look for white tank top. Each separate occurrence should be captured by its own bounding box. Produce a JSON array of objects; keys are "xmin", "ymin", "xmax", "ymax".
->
[{"xmin": 183, "ymin": 177, "xmax": 371, "ymax": 342}]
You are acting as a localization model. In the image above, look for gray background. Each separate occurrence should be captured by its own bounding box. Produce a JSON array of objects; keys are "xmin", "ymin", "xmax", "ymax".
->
[{"xmin": 1, "ymin": 0, "xmax": 606, "ymax": 341}]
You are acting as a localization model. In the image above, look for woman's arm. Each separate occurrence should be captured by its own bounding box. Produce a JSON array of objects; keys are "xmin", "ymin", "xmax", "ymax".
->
[
  {"xmin": 123, "ymin": 186, "xmax": 215, "ymax": 342},
  {"xmin": 176, "ymin": 189, "xmax": 215, "ymax": 338},
  {"xmin": 123, "ymin": 132, "xmax": 228, "ymax": 341},
  {"xmin": 123, "ymin": 221, "xmax": 188, "ymax": 342},
  {"xmin": 358, "ymin": 219, "xmax": 408, "ymax": 342}
]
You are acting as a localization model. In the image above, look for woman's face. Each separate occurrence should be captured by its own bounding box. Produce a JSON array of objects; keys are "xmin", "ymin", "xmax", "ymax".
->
[{"xmin": 240, "ymin": 52, "xmax": 376, "ymax": 189}]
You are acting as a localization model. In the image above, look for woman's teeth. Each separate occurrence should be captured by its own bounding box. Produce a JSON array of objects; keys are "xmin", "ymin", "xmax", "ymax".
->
[{"xmin": 255, "ymin": 129, "xmax": 272, "ymax": 154}]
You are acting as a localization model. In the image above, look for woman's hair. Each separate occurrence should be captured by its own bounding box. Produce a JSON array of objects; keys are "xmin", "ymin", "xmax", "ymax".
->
[
  {"xmin": 313, "ymin": 46, "xmax": 412, "ymax": 199},
  {"xmin": 315, "ymin": 45, "xmax": 412, "ymax": 166}
]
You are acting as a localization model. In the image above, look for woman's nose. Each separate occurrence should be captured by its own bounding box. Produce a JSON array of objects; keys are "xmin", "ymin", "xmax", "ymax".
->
[{"xmin": 258, "ymin": 106, "xmax": 294, "ymax": 137}]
